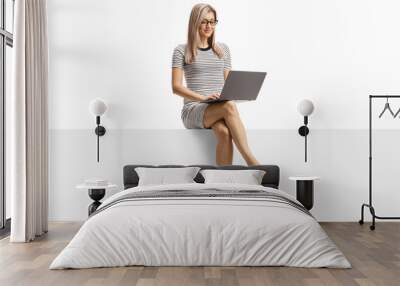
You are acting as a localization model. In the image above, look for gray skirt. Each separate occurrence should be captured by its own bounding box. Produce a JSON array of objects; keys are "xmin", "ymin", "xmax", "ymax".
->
[{"xmin": 181, "ymin": 102, "xmax": 210, "ymax": 129}]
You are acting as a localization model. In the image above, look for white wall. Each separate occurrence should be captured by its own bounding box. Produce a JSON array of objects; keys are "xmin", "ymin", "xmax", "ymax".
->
[
  {"xmin": 48, "ymin": 129, "xmax": 400, "ymax": 221},
  {"xmin": 48, "ymin": 0, "xmax": 400, "ymax": 130},
  {"xmin": 47, "ymin": 0, "xmax": 400, "ymax": 221}
]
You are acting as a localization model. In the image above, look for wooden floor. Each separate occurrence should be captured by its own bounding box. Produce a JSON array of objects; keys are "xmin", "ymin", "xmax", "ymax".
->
[{"xmin": 0, "ymin": 222, "xmax": 399, "ymax": 286}]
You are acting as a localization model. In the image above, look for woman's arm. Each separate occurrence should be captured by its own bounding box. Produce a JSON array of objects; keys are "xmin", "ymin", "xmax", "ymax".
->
[
  {"xmin": 222, "ymin": 42, "xmax": 231, "ymax": 80},
  {"xmin": 171, "ymin": 67, "xmax": 205, "ymax": 101},
  {"xmin": 223, "ymin": 69, "xmax": 230, "ymax": 81}
]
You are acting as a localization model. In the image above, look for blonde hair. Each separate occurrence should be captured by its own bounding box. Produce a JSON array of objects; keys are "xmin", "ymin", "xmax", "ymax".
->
[{"xmin": 184, "ymin": 3, "xmax": 224, "ymax": 64}]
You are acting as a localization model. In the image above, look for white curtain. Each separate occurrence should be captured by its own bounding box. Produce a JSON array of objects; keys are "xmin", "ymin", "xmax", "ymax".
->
[{"xmin": 9, "ymin": 0, "xmax": 48, "ymax": 242}]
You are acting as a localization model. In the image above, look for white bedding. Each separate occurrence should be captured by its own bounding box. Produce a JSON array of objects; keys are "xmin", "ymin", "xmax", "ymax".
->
[{"xmin": 50, "ymin": 183, "xmax": 351, "ymax": 269}]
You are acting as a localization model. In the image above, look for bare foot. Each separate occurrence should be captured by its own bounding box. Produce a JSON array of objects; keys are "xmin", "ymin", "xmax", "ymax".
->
[{"xmin": 246, "ymin": 157, "xmax": 260, "ymax": 166}]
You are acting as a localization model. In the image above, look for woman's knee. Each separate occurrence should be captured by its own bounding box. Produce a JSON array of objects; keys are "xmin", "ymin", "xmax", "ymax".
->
[
  {"xmin": 222, "ymin": 101, "xmax": 238, "ymax": 117},
  {"xmin": 212, "ymin": 121, "xmax": 231, "ymax": 141}
]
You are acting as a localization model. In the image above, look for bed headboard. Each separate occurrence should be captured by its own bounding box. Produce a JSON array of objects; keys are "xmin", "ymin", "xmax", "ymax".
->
[{"xmin": 123, "ymin": 164, "xmax": 280, "ymax": 189}]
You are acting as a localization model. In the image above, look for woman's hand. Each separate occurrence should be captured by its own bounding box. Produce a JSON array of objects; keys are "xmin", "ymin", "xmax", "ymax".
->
[{"xmin": 203, "ymin": 93, "xmax": 220, "ymax": 101}]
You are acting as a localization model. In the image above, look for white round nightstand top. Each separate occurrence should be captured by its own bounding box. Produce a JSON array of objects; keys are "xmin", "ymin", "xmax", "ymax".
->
[
  {"xmin": 289, "ymin": 176, "xmax": 320, "ymax": 181},
  {"xmin": 76, "ymin": 184, "xmax": 117, "ymax": 190}
]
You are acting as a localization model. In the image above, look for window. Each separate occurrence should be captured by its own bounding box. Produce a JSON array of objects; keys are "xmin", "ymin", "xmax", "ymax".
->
[{"xmin": 0, "ymin": 0, "xmax": 14, "ymax": 234}]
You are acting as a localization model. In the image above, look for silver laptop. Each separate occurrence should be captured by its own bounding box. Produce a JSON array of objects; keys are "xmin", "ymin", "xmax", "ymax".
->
[{"xmin": 201, "ymin": 70, "xmax": 267, "ymax": 103}]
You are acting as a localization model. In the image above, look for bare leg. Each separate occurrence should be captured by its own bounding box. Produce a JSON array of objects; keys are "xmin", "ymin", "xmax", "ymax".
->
[
  {"xmin": 203, "ymin": 101, "xmax": 260, "ymax": 166},
  {"xmin": 210, "ymin": 120, "xmax": 233, "ymax": 165}
]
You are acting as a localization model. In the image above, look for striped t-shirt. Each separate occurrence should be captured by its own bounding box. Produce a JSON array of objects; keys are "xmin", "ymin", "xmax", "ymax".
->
[{"xmin": 172, "ymin": 42, "xmax": 232, "ymax": 104}]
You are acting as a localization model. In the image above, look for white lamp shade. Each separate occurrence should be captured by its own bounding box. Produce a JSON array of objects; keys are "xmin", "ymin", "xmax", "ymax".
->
[
  {"xmin": 89, "ymin": 98, "xmax": 107, "ymax": 116},
  {"xmin": 297, "ymin": 99, "xmax": 314, "ymax": 116}
]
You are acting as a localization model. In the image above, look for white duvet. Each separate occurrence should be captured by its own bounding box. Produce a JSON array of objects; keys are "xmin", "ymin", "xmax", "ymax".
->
[{"xmin": 50, "ymin": 183, "xmax": 351, "ymax": 269}]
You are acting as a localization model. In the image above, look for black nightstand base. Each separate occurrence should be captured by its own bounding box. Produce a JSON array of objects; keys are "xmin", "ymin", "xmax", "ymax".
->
[
  {"xmin": 296, "ymin": 180, "xmax": 314, "ymax": 210},
  {"xmin": 88, "ymin": 189, "xmax": 105, "ymax": 216}
]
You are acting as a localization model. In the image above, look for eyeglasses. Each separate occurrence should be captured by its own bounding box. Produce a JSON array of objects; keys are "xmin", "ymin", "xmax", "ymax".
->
[{"xmin": 200, "ymin": 19, "xmax": 218, "ymax": 27}]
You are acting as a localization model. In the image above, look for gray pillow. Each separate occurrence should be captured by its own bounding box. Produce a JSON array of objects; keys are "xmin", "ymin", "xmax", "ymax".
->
[
  {"xmin": 200, "ymin": 169, "xmax": 266, "ymax": 185},
  {"xmin": 135, "ymin": 167, "xmax": 201, "ymax": 186}
]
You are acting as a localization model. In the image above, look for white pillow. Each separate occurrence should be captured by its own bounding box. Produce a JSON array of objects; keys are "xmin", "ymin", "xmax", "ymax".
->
[
  {"xmin": 200, "ymin": 169, "xmax": 266, "ymax": 185},
  {"xmin": 135, "ymin": 167, "xmax": 201, "ymax": 186}
]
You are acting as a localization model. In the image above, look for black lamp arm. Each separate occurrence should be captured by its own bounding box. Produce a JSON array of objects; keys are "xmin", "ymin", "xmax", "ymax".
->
[
  {"xmin": 94, "ymin": 116, "xmax": 106, "ymax": 162},
  {"xmin": 298, "ymin": 115, "xmax": 310, "ymax": 162}
]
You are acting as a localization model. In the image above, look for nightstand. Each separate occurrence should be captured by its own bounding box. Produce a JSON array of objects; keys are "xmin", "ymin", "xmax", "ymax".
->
[
  {"xmin": 288, "ymin": 176, "xmax": 320, "ymax": 210},
  {"xmin": 76, "ymin": 183, "xmax": 117, "ymax": 216}
]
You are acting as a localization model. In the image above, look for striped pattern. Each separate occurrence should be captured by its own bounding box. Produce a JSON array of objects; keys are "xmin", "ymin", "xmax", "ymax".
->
[
  {"xmin": 91, "ymin": 189, "xmax": 312, "ymax": 218},
  {"xmin": 172, "ymin": 42, "xmax": 231, "ymax": 129},
  {"xmin": 172, "ymin": 42, "xmax": 231, "ymax": 104},
  {"xmin": 180, "ymin": 101, "xmax": 209, "ymax": 129}
]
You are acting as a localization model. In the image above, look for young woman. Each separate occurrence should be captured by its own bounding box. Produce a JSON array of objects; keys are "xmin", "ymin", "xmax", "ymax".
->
[{"xmin": 171, "ymin": 3, "xmax": 260, "ymax": 166}]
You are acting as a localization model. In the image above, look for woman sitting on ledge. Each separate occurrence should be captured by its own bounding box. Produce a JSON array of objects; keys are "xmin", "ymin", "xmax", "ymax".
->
[{"xmin": 171, "ymin": 3, "xmax": 260, "ymax": 166}]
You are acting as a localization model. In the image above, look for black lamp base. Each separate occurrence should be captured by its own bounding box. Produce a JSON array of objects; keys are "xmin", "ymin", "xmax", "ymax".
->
[
  {"xmin": 298, "ymin": 126, "xmax": 309, "ymax": 136},
  {"xmin": 95, "ymin": 126, "xmax": 106, "ymax": 136}
]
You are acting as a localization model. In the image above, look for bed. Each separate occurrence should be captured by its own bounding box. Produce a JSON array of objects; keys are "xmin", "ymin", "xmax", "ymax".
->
[{"xmin": 50, "ymin": 164, "xmax": 351, "ymax": 269}]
